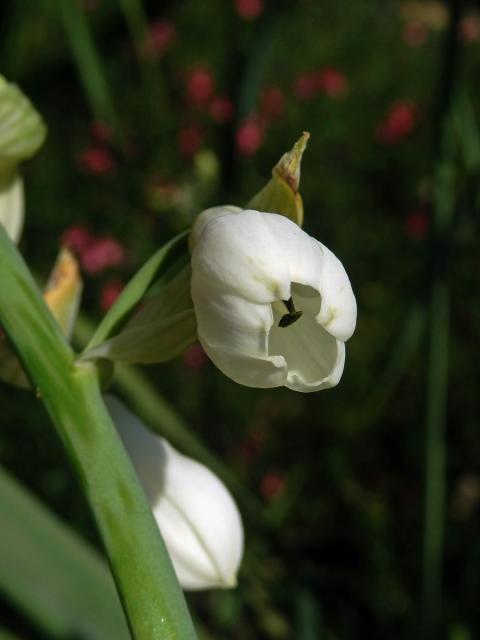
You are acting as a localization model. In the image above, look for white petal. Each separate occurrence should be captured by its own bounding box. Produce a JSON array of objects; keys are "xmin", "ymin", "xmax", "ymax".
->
[
  {"xmin": 192, "ymin": 272, "xmax": 287, "ymax": 388},
  {"xmin": 0, "ymin": 172, "xmax": 24, "ymax": 243},
  {"xmin": 192, "ymin": 209, "xmax": 321, "ymax": 303},
  {"xmin": 155, "ymin": 439, "xmax": 243, "ymax": 590},
  {"xmin": 189, "ymin": 205, "xmax": 241, "ymax": 250},
  {"xmin": 268, "ymin": 284, "xmax": 345, "ymax": 392},
  {"xmin": 105, "ymin": 395, "xmax": 244, "ymax": 590},
  {"xmin": 314, "ymin": 241, "xmax": 357, "ymax": 341}
]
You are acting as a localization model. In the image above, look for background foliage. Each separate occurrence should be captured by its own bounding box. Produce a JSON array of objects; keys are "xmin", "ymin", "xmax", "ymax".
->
[{"xmin": 1, "ymin": 0, "xmax": 480, "ymax": 638}]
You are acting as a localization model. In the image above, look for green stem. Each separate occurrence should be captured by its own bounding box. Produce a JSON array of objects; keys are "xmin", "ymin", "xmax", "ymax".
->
[
  {"xmin": 58, "ymin": 0, "xmax": 119, "ymax": 132},
  {"xmin": 421, "ymin": 134, "xmax": 455, "ymax": 638},
  {"xmin": 0, "ymin": 225, "xmax": 196, "ymax": 640},
  {"xmin": 422, "ymin": 277, "xmax": 450, "ymax": 634}
]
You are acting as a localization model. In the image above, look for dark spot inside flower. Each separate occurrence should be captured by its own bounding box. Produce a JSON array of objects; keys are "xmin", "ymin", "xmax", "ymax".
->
[{"xmin": 278, "ymin": 297, "xmax": 303, "ymax": 327}]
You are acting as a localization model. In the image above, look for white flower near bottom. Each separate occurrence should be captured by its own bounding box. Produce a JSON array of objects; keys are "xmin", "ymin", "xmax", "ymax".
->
[
  {"xmin": 191, "ymin": 207, "xmax": 357, "ymax": 392},
  {"xmin": 105, "ymin": 395, "xmax": 244, "ymax": 591}
]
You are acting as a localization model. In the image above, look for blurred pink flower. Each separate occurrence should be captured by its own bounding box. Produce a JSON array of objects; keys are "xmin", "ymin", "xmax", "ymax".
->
[
  {"xmin": 234, "ymin": 0, "xmax": 263, "ymax": 20},
  {"xmin": 79, "ymin": 146, "xmax": 115, "ymax": 175},
  {"xmin": 186, "ymin": 67, "xmax": 215, "ymax": 106},
  {"xmin": 236, "ymin": 117, "xmax": 264, "ymax": 156},
  {"xmin": 81, "ymin": 237, "xmax": 126, "ymax": 275},
  {"xmin": 260, "ymin": 86, "xmax": 285, "ymax": 120},
  {"xmin": 143, "ymin": 19, "xmax": 176, "ymax": 59},
  {"xmin": 403, "ymin": 21, "xmax": 429, "ymax": 47},
  {"xmin": 294, "ymin": 67, "xmax": 347, "ymax": 101},
  {"xmin": 209, "ymin": 96, "xmax": 234, "ymax": 123},
  {"xmin": 178, "ymin": 124, "xmax": 204, "ymax": 157},
  {"xmin": 376, "ymin": 101, "xmax": 417, "ymax": 144},
  {"xmin": 61, "ymin": 225, "xmax": 92, "ymax": 255},
  {"xmin": 260, "ymin": 471, "xmax": 285, "ymax": 500},
  {"xmin": 100, "ymin": 279, "xmax": 124, "ymax": 311},
  {"xmin": 405, "ymin": 210, "xmax": 429, "ymax": 240},
  {"xmin": 90, "ymin": 121, "xmax": 113, "ymax": 144},
  {"xmin": 293, "ymin": 72, "xmax": 319, "ymax": 101},
  {"xmin": 236, "ymin": 430, "xmax": 265, "ymax": 463},
  {"xmin": 318, "ymin": 67, "xmax": 348, "ymax": 98},
  {"xmin": 183, "ymin": 343, "xmax": 208, "ymax": 370},
  {"xmin": 459, "ymin": 13, "xmax": 480, "ymax": 43}
]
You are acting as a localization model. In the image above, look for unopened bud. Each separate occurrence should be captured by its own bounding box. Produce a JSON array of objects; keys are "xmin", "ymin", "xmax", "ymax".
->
[
  {"xmin": 105, "ymin": 395, "xmax": 244, "ymax": 590},
  {"xmin": 0, "ymin": 170, "xmax": 24, "ymax": 243},
  {"xmin": 246, "ymin": 132, "xmax": 309, "ymax": 226}
]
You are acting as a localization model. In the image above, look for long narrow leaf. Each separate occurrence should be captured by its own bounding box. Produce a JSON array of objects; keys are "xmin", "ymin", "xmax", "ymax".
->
[
  {"xmin": 0, "ymin": 465, "xmax": 129, "ymax": 640},
  {"xmin": 58, "ymin": 0, "xmax": 118, "ymax": 128},
  {"xmin": 84, "ymin": 230, "xmax": 189, "ymax": 352}
]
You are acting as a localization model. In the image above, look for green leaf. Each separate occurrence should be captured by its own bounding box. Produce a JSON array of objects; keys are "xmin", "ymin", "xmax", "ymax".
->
[
  {"xmin": 58, "ymin": 0, "xmax": 119, "ymax": 129},
  {"xmin": 294, "ymin": 588, "xmax": 322, "ymax": 640},
  {"xmin": 84, "ymin": 230, "xmax": 190, "ymax": 353},
  {"xmin": 0, "ymin": 626, "xmax": 22, "ymax": 640},
  {"xmin": 0, "ymin": 465, "xmax": 129, "ymax": 640},
  {"xmin": 84, "ymin": 263, "xmax": 196, "ymax": 364},
  {"xmin": 86, "ymin": 309, "xmax": 197, "ymax": 364},
  {"xmin": 453, "ymin": 90, "xmax": 480, "ymax": 175},
  {"xmin": 0, "ymin": 75, "xmax": 47, "ymax": 170}
]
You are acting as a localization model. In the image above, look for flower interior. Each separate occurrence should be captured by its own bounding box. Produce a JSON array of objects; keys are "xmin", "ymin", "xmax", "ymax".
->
[{"xmin": 268, "ymin": 283, "xmax": 341, "ymax": 386}]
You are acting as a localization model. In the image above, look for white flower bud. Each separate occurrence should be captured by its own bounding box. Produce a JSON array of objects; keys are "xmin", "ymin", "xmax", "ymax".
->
[
  {"xmin": 0, "ymin": 171, "xmax": 24, "ymax": 244},
  {"xmin": 105, "ymin": 395, "xmax": 244, "ymax": 591},
  {"xmin": 190, "ymin": 207, "xmax": 357, "ymax": 392}
]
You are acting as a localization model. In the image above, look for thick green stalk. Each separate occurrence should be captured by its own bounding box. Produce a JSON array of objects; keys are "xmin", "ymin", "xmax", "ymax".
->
[
  {"xmin": 0, "ymin": 225, "xmax": 196, "ymax": 640},
  {"xmin": 75, "ymin": 314, "xmax": 267, "ymax": 525}
]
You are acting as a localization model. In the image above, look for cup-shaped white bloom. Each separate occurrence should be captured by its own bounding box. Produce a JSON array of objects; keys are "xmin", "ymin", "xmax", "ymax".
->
[
  {"xmin": 105, "ymin": 395, "xmax": 244, "ymax": 590},
  {"xmin": 191, "ymin": 207, "xmax": 357, "ymax": 392}
]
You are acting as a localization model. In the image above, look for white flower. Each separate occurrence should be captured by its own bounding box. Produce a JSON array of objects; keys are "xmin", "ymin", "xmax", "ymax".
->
[
  {"xmin": 190, "ymin": 207, "xmax": 357, "ymax": 392},
  {"xmin": 105, "ymin": 395, "xmax": 244, "ymax": 591}
]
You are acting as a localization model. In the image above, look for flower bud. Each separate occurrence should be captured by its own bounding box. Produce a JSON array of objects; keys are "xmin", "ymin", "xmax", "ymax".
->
[
  {"xmin": 44, "ymin": 248, "xmax": 83, "ymax": 340},
  {"xmin": 0, "ymin": 170, "xmax": 24, "ymax": 243},
  {"xmin": 105, "ymin": 395, "xmax": 244, "ymax": 590},
  {"xmin": 247, "ymin": 132, "xmax": 309, "ymax": 226},
  {"xmin": 0, "ymin": 249, "xmax": 82, "ymax": 388}
]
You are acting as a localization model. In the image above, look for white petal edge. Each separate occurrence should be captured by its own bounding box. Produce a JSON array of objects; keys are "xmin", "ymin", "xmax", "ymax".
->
[
  {"xmin": 192, "ymin": 210, "xmax": 316, "ymax": 303},
  {"xmin": 190, "ymin": 205, "xmax": 242, "ymax": 251},
  {"xmin": 314, "ymin": 241, "xmax": 357, "ymax": 341},
  {"xmin": 0, "ymin": 172, "xmax": 24, "ymax": 243}
]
